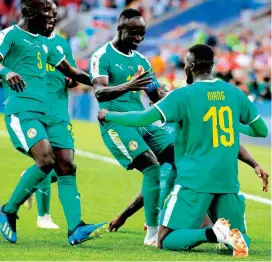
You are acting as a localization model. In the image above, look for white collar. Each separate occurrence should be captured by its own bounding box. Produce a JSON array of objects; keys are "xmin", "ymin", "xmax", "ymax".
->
[
  {"xmin": 16, "ymin": 25, "xmax": 38, "ymax": 37},
  {"xmin": 109, "ymin": 41, "xmax": 134, "ymax": 57}
]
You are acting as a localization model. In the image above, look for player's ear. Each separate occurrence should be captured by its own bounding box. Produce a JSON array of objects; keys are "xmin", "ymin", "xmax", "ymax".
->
[
  {"xmin": 191, "ymin": 63, "xmax": 195, "ymax": 71},
  {"xmin": 21, "ymin": 6, "xmax": 36, "ymax": 18}
]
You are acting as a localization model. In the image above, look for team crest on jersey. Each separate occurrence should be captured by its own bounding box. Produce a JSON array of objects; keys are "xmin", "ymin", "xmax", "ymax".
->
[
  {"xmin": 128, "ymin": 141, "xmax": 138, "ymax": 151},
  {"xmin": 57, "ymin": 46, "xmax": 64, "ymax": 54},
  {"xmin": 27, "ymin": 128, "xmax": 37, "ymax": 139},
  {"xmin": 42, "ymin": 44, "xmax": 48, "ymax": 54}
]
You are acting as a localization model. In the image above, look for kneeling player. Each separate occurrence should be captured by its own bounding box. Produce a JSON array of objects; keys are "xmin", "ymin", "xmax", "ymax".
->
[{"xmin": 98, "ymin": 44, "xmax": 269, "ymax": 257}]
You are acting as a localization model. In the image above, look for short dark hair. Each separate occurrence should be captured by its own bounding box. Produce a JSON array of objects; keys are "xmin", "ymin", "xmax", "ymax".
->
[
  {"xmin": 119, "ymin": 8, "xmax": 142, "ymax": 21},
  {"xmin": 189, "ymin": 44, "xmax": 214, "ymax": 72}
]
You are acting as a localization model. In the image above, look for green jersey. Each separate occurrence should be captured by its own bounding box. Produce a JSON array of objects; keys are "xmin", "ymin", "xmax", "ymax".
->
[
  {"xmin": 155, "ymin": 79, "xmax": 259, "ymax": 193},
  {"xmin": 46, "ymin": 33, "xmax": 76, "ymax": 123},
  {"xmin": 89, "ymin": 41, "xmax": 152, "ymax": 130},
  {"xmin": 0, "ymin": 25, "xmax": 65, "ymax": 115}
]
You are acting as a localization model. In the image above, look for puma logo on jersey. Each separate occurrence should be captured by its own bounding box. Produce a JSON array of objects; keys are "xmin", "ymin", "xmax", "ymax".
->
[
  {"xmin": 115, "ymin": 64, "xmax": 123, "ymax": 70},
  {"xmin": 23, "ymin": 39, "xmax": 40, "ymax": 48}
]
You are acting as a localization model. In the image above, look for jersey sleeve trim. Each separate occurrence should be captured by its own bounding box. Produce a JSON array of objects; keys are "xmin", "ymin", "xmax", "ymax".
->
[
  {"xmin": 55, "ymin": 55, "xmax": 66, "ymax": 67},
  {"xmin": 248, "ymin": 114, "xmax": 260, "ymax": 125},
  {"xmin": 153, "ymin": 104, "xmax": 166, "ymax": 124},
  {"xmin": 91, "ymin": 75, "xmax": 109, "ymax": 84}
]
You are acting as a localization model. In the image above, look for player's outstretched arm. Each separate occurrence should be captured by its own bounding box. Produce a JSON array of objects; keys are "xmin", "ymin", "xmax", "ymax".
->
[
  {"xmin": 93, "ymin": 70, "xmax": 152, "ymax": 102},
  {"xmin": 239, "ymin": 117, "xmax": 268, "ymax": 138},
  {"xmin": 56, "ymin": 59, "xmax": 92, "ymax": 86},
  {"xmin": 238, "ymin": 145, "xmax": 269, "ymax": 192},
  {"xmin": 108, "ymin": 191, "xmax": 144, "ymax": 232},
  {"xmin": 98, "ymin": 106, "xmax": 162, "ymax": 127}
]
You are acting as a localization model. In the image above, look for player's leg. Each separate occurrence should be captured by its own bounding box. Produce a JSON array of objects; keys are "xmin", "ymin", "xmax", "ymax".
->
[
  {"xmin": 47, "ymin": 121, "xmax": 106, "ymax": 245},
  {"xmin": 131, "ymin": 150, "xmax": 161, "ymax": 245},
  {"xmin": 146, "ymin": 126, "xmax": 214, "ymax": 229},
  {"xmin": 0, "ymin": 113, "xmax": 55, "ymax": 243},
  {"xmin": 102, "ymin": 125, "xmax": 160, "ymax": 245},
  {"xmin": 209, "ymin": 193, "xmax": 249, "ymax": 257},
  {"xmin": 21, "ymin": 168, "xmax": 59, "ymax": 229},
  {"xmin": 159, "ymin": 185, "xmax": 215, "ymax": 251},
  {"xmin": 35, "ymin": 170, "xmax": 59, "ymax": 229},
  {"xmin": 156, "ymin": 144, "xmax": 177, "ymax": 209}
]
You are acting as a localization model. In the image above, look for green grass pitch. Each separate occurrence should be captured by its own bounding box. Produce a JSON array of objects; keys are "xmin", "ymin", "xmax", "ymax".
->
[{"xmin": 0, "ymin": 115, "xmax": 270, "ymax": 261}]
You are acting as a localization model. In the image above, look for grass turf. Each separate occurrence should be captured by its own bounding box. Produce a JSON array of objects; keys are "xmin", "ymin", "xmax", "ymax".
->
[{"xmin": 0, "ymin": 115, "xmax": 270, "ymax": 261}]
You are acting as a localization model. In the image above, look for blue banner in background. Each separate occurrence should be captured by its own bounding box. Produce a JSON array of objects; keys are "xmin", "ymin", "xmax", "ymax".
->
[{"xmin": 0, "ymin": 88, "xmax": 270, "ymax": 147}]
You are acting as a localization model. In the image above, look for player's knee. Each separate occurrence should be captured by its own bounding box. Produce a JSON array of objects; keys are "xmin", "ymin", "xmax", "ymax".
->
[
  {"xmin": 131, "ymin": 150, "xmax": 159, "ymax": 171},
  {"xmin": 36, "ymin": 152, "xmax": 56, "ymax": 175},
  {"xmin": 158, "ymin": 143, "xmax": 175, "ymax": 164},
  {"xmin": 57, "ymin": 159, "xmax": 77, "ymax": 176}
]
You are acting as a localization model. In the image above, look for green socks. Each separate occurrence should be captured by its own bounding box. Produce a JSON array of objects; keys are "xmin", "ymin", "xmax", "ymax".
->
[
  {"xmin": 163, "ymin": 229, "xmax": 208, "ymax": 250},
  {"xmin": 142, "ymin": 165, "xmax": 161, "ymax": 226},
  {"xmin": 159, "ymin": 166, "xmax": 177, "ymax": 209},
  {"xmin": 4, "ymin": 165, "xmax": 48, "ymax": 213},
  {"xmin": 57, "ymin": 176, "xmax": 81, "ymax": 231},
  {"xmin": 35, "ymin": 170, "xmax": 58, "ymax": 216},
  {"xmin": 35, "ymin": 173, "xmax": 52, "ymax": 216}
]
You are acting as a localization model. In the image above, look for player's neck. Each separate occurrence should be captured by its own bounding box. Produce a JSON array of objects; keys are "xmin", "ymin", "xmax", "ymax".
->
[
  {"xmin": 18, "ymin": 18, "xmax": 40, "ymax": 35},
  {"xmin": 194, "ymin": 73, "xmax": 213, "ymax": 82},
  {"xmin": 111, "ymin": 38, "xmax": 132, "ymax": 55}
]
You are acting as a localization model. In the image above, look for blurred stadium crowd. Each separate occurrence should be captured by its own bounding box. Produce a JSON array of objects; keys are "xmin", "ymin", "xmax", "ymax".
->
[{"xmin": 0, "ymin": 0, "xmax": 271, "ymax": 102}]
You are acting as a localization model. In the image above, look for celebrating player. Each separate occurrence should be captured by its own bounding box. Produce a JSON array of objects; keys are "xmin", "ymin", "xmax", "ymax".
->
[
  {"xmin": 21, "ymin": 1, "xmax": 78, "ymax": 230},
  {"xmin": 98, "ymin": 44, "xmax": 268, "ymax": 257},
  {"xmin": 106, "ymin": 144, "xmax": 269, "ymax": 232},
  {"xmin": 89, "ymin": 8, "xmax": 176, "ymax": 246},
  {"xmin": 0, "ymin": 0, "xmax": 106, "ymax": 245}
]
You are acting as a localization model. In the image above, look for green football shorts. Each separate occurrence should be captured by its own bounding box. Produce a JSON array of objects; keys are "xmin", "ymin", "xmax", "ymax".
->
[
  {"xmin": 5, "ymin": 111, "xmax": 74, "ymax": 154},
  {"xmin": 102, "ymin": 124, "xmax": 174, "ymax": 169},
  {"xmin": 161, "ymin": 185, "xmax": 247, "ymax": 233}
]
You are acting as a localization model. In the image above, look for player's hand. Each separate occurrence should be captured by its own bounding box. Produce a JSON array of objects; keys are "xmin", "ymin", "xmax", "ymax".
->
[
  {"xmin": 108, "ymin": 215, "xmax": 127, "ymax": 232},
  {"xmin": 98, "ymin": 109, "xmax": 109, "ymax": 126},
  {"xmin": 65, "ymin": 77, "xmax": 79, "ymax": 89},
  {"xmin": 255, "ymin": 165, "xmax": 269, "ymax": 192},
  {"xmin": 6, "ymin": 72, "xmax": 26, "ymax": 92},
  {"xmin": 126, "ymin": 70, "xmax": 153, "ymax": 91}
]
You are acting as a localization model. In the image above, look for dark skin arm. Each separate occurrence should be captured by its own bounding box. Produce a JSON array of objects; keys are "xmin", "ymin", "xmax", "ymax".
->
[
  {"xmin": 56, "ymin": 59, "xmax": 92, "ymax": 86},
  {"xmin": 108, "ymin": 191, "xmax": 144, "ymax": 232},
  {"xmin": 93, "ymin": 70, "xmax": 152, "ymax": 102},
  {"xmin": 146, "ymin": 83, "xmax": 169, "ymax": 103},
  {"xmin": 238, "ymin": 144, "xmax": 269, "ymax": 192},
  {"xmin": 0, "ymin": 57, "xmax": 86, "ymax": 91}
]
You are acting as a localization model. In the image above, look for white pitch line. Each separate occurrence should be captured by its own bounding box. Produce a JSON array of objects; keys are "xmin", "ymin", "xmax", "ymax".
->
[{"xmin": 0, "ymin": 129, "xmax": 271, "ymax": 205}]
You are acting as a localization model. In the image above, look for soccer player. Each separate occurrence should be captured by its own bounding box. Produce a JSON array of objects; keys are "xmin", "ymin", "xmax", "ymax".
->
[
  {"xmin": 98, "ymin": 44, "xmax": 268, "ymax": 257},
  {"xmin": 0, "ymin": 0, "xmax": 106, "ymax": 245},
  {"xmin": 107, "ymin": 144, "xmax": 269, "ymax": 232},
  {"xmin": 89, "ymin": 8, "xmax": 175, "ymax": 246},
  {"xmin": 21, "ymin": 1, "xmax": 78, "ymax": 230}
]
